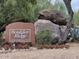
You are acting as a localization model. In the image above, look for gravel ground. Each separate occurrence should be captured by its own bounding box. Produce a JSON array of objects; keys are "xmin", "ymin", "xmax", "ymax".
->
[{"xmin": 0, "ymin": 43, "xmax": 79, "ymax": 59}]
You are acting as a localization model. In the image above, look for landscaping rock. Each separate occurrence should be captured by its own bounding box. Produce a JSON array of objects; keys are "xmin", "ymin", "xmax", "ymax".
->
[
  {"xmin": 34, "ymin": 19, "xmax": 61, "ymax": 40},
  {"xmin": 38, "ymin": 10, "xmax": 67, "ymax": 25}
]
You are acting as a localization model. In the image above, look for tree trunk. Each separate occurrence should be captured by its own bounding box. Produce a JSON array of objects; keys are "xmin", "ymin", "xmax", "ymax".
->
[{"xmin": 60, "ymin": 0, "xmax": 74, "ymax": 42}]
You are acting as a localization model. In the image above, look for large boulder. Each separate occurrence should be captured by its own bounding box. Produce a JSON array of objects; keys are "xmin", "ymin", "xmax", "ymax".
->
[
  {"xmin": 38, "ymin": 10, "xmax": 67, "ymax": 25},
  {"xmin": 34, "ymin": 19, "xmax": 61, "ymax": 40}
]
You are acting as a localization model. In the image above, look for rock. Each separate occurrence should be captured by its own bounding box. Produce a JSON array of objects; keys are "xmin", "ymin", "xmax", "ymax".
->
[
  {"xmin": 59, "ymin": 26, "xmax": 67, "ymax": 39},
  {"xmin": 60, "ymin": 26, "xmax": 67, "ymax": 33},
  {"xmin": 38, "ymin": 10, "xmax": 67, "ymax": 25},
  {"xmin": 34, "ymin": 19, "xmax": 61, "ymax": 40}
]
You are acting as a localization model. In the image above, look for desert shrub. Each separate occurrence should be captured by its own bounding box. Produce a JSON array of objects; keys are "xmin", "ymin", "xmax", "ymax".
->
[
  {"xmin": 0, "ymin": 32, "xmax": 5, "ymax": 45},
  {"xmin": 36, "ymin": 29, "xmax": 53, "ymax": 45},
  {"xmin": 51, "ymin": 37, "xmax": 59, "ymax": 45}
]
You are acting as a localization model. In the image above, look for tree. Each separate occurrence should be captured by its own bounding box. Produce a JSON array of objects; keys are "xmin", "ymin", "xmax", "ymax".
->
[
  {"xmin": 60, "ymin": 0, "xmax": 74, "ymax": 43},
  {"xmin": 54, "ymin": 0, "xmax": 68, "ymax": 17},
  {"xmin": 0, "ymin": 0, "xmax": 54, "ymax": 32},
  {"xmin": 0, "ymin": 0, "xmax": 38, "ymax": 32}
]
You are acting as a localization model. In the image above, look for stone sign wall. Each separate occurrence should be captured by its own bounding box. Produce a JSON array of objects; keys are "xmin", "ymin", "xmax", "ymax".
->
[
  {"xmin": 3, "ymin": 22, "xmax": 35, "ymax": 46},
  {"xmin": 10, "ymin": 29, "xmax": 31, "ymax": 42}
]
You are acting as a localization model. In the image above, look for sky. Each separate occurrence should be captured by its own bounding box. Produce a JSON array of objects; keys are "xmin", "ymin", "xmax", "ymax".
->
[
  {"xmin": 71, "ymin": 0, "xmax": 79, "ymax": 11},
  {"xmin": 51, "ymin": 0, "xmax": 79, "ymax": 12}
]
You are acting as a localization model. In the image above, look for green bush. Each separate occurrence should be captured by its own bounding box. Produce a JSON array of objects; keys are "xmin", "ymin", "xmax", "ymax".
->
[
  {"xmin": 0, "ymin": 32, "xmax": 5, "ymax": 45},
  {"xmin": 0, "ymin": 0, "xmax": 53, "ymax": 25},
  {"xmin": 36, "ymin": 29, "xmax": 52, "ymax": 45}
]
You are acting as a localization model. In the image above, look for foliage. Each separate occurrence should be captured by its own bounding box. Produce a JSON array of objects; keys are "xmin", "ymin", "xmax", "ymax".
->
[
  {"xmin": 74, "ymin": 10, "xmax": 79, "ymax": 25},
  {"xmin": 0, "ymin": 0, "xmax": 38, "ymax": 23},
  {"xmin": 36, "ymin": 29, "xmax": 52, "ymax": 45},
  {"xmin": 0, "ymin": 0, "xmax": 54, "ymax": 26},
  {"xmin": 37, "ymin": 0, "xmax": 53, "ymax": 11},
  {"xmin": 53, "ymin": 0, "xmax": 68, "ymax": 17},
  {"xmin": 0, "ymin": 32, "xmax": 5, "ymax": 45}
]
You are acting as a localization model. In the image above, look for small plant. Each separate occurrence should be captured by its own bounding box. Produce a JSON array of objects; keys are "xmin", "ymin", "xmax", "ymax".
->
[
  {"xmin": 36, "ymin": 29, "xmax": 52, "ymax": 45},
  {"xmin": 0, "ymin": 32, "xmax": 5, "ymax": 45}
]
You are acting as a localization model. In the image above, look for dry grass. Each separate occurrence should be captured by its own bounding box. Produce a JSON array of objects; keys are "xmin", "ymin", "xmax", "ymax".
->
[{"xmin": 0, "ymin": 43, "xmax": 79, "ymax": 59}]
